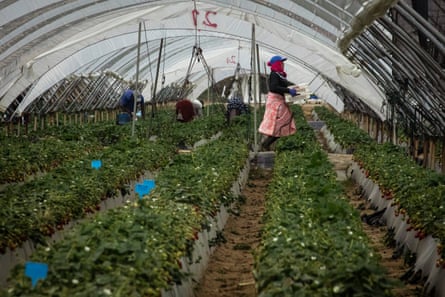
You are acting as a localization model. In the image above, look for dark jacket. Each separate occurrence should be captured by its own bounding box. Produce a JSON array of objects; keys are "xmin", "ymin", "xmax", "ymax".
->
[
  {"xmin": 120, "ymin": 89, "xmax": 144, "ymax": 114},
  {"xmin": 176, "ymin": 99, "xmax": 195, "ymax": 122},
  {"xmin": 269, "ymin": 71, "xmax": 293, "ymax": 96}
]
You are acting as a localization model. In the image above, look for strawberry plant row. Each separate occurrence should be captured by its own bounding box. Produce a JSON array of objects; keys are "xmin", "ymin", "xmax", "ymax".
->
[
  {"xmin": 0, "ymin": 139, "xmax": 174, "ymax": 253},
  {"xmin": 313, "ymin": 106, "xmax": 445, "ymax": 259},
  {"xmin": 254, "ymin": 106, "xmax": 396, "ymax": 296},
  {"xmin": 311, "ymin": 106, "xmax": 374, "ymax": 150},
  {"xmin": 0, "ymin": 132, "xmax": 103, "ymax": 184},
  {"xmin": 2, "ymin": 118, "xmax": 250, "ymax": 296},
  {"xmin": 0, "ymin": 109, "xmax": 226, "ymax": 184},
  {"xmin": 0, "ymin": 119, "xmax": 148, "ymax": 184},
  {"xmin": 0, "ymin": 111, "xmax": 227, "ymax": 254}
]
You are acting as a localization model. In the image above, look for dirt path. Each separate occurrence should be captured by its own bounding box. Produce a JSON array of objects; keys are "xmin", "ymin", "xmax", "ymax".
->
[
  {"xmin": 194, "ymin": 164, "xmax": 271, "ymax": 297},
  {"xmin": 342, "ymin": 179, "xmax": 422, "ymax": 297}
]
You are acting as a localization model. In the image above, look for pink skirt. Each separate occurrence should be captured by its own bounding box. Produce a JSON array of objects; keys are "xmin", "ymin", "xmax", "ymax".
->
[{"xmin": 258, "ymin": 92, "xmax": 296, "ymax": 137}]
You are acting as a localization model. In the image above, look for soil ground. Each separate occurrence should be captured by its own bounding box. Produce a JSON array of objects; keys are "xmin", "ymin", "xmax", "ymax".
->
[
  {"xmin": 194, "ymin": 104, "xmax": 424, "ymax": 297},
  {"xmin": 194, "ymin": 164, "xmax": 270, "ymax": 297},
  {"xmin": 342, "ymin": 178, "xmax": 423, "ymax": 297}
]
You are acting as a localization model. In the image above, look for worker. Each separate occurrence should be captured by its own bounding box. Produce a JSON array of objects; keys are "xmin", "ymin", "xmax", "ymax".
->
[
  {"xmin": 191, "ymin": 99, "xmax": 203, "ymax": 118},
  {"xmin": 259, "ymin": 55, "xmax": 299, "ymax": 150},
  {"xmin": 176, "ymin": 99, "xmax": 196, "ymax": 122},
  {"xmin": 226, "ymin": 97, "xmax": 249, "ymax": 123},
  {"xmin": 119, "ymin": 85, "xmax": 145, "ymax": 118}
]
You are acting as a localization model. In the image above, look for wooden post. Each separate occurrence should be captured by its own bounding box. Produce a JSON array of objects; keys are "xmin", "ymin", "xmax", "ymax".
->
[
  {"xmin": 374, "ymin": 121, "xmax": 378, "ymax": 142},
  {"xmin": 24, "ymin": 119, "xmax": 28, "ymax": 135},
  {"xmin": 376, "ymin": 121, "xmax": 384, "ymax": 143},
  {"xmin": 374, "ymin": 119, "xmax": 379, "ymax": 141},
  {"xmin": 363, "ymin": 114, "xmax": 369, "ymax": 134},
  {"xmin": 381, "ymin": 122, "xmax": 385, "ymax": 143},
  {"xmin": 366, "ymin": 115, "xmax": 370, "ymax": 135},
  {"xmin": 441, "ymin": 138, "xmax": 445, "ymax": 173},
  {"xmin": 361, "ymin": 113, "xmax": 364, "ymax": 131},
  {"xmin": 368, "ymin": 115, "xmax": 371, "ymax": 135},
  {"xmin": 423, "ymin": 138, "xmax": 429, "ymax": 168},
  {"xmin": 413, "ymin": 137, "xmax": 419, "ymax": 159},
  {"xmin": 429, "ymin": 138, "xmax": 436, "ymax": 170},
  {"xmin": 372, "ymin": 119, "xmax": 379, "ymax": 141}
]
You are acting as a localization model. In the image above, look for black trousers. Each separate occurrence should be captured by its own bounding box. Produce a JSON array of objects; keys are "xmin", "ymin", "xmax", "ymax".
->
[{"xmin": 261, "ymin": 136, "xmax": 279, "ymax": 150}]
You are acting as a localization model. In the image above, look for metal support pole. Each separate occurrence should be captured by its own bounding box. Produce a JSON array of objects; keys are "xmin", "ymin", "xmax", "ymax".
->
[
  {"xmin": 207, "ymin": 70, "xmax": 210, "ymax": 116},
  {"xmin": 391, "ymin": 104, "xmax": 396, "ymax": 145},
  {"xmin": 152, "ymin": 38, "xmax": 164, "ymax": 118},
  {"xmin": 251, "ymin": 23, "xmax": 258, "ymax": 152},
  {"xmin": 132, "ymin": 22, "xmax": 142, "ymax": 137},
  {"xmin": 396, "ymin": 1, "xmax": 445, "ymax": 56},
  {"xmin": 255, "ymin": 43, "xmax": 261, "ymax": 107},
  {"xmin": 262, "ymin": 61, "xmax": 269, "ymax": 107}
]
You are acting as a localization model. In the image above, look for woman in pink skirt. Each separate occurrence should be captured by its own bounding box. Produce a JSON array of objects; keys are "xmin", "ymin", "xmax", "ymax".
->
[{"xmin": 259, "ymin": 55, "xmax": 299, "ymax": 150}]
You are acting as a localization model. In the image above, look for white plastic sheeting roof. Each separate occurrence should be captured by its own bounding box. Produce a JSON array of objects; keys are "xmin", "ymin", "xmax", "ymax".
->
[{"xmin": 0, "ymin": 0, "xmax": 398, "ymax": 119}]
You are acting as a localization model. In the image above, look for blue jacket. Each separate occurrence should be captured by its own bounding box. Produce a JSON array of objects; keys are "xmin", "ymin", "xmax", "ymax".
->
[{"xmin": 120, "ymin": 89, "xmax": 144, "ymax": 113}]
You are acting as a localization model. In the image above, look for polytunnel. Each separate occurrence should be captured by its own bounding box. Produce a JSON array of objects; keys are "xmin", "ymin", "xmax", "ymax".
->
[{"xmin": 1, "ymin": 0, "xmax": 445, "ymax": 296}]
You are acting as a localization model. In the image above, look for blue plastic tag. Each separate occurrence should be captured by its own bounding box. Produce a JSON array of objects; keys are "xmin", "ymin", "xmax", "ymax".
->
[
  {"xmin": 135, "ymin": 180, "xmax": 155, "ymax": 199},
  {"xmin": 25, "ymin": 262, "xmax": 48, "ymax": 288},
  {"xmin": 91, "ymin": 160, "xmax": 102, "ymax": 169}
]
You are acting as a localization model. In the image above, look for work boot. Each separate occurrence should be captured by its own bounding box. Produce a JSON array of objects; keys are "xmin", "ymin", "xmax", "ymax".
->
[{"xmin": 261, "ymin": 136, "xmax": 278, "ymax": 151}]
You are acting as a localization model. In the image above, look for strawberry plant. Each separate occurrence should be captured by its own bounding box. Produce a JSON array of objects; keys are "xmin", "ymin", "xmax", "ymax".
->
[
  {"xmin": 0, "ymin": 110, "xmax": 227, "ymax": 254},
  {"xmin": 2, "ymin": 111, "xmax": 251, "ymax": 296}
]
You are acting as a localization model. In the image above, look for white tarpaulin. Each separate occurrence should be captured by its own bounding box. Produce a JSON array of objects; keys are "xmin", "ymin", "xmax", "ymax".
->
[{"xmin": 0, "ymin": 0, "xmax": 393, "ymax": 118}]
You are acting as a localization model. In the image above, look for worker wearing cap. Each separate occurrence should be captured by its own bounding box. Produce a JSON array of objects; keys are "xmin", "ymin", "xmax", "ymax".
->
[
  {"xmin": 259, "ymin": 55, "xmax": 299, "ymax": 150},
  {"xmin": 118, "ymin": 85, "xmax": 145, "ymax": 123}
]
